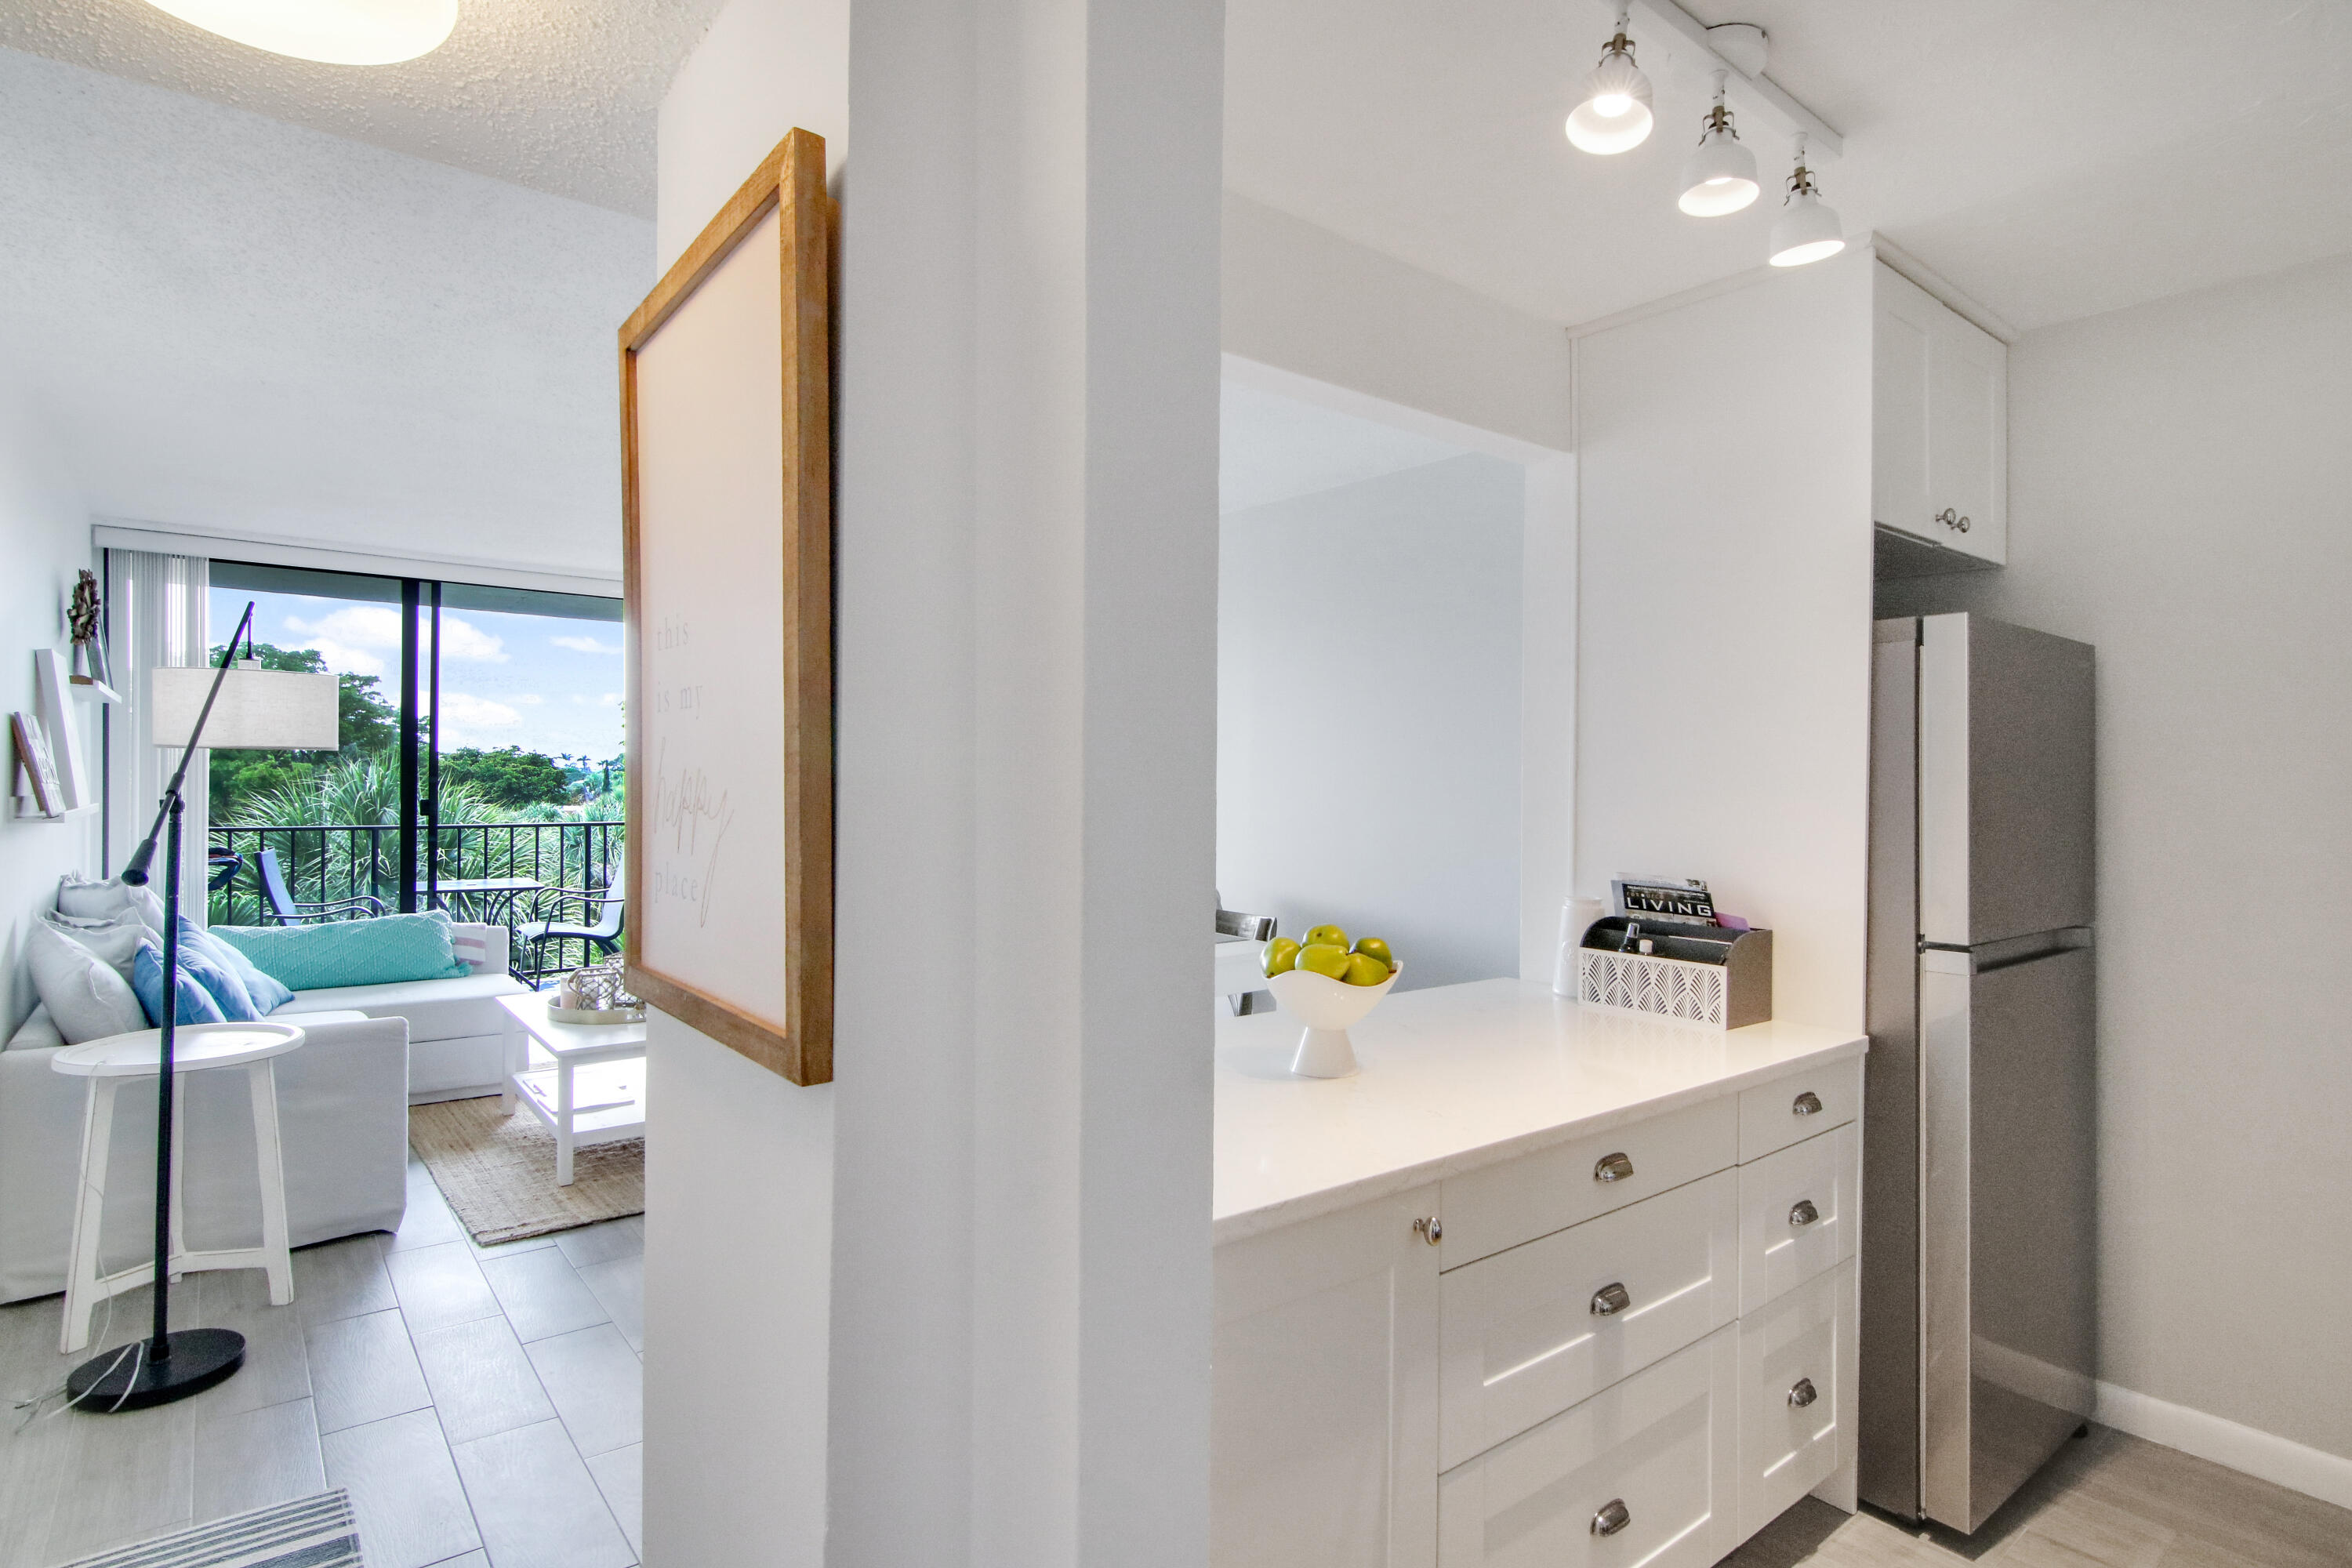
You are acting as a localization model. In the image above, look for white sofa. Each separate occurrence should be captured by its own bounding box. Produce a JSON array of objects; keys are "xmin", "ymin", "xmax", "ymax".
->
[
  {"xmin": 2, "ymin": 923, "xmax": 532, "ymax": 1303},
  {"xmin": 9, "ymin": 923, "xmax": 530, "ymax": 1104},
  {"xmin": 0, "ymin": 1010, "xmax": 409, "ymax": 1304}
]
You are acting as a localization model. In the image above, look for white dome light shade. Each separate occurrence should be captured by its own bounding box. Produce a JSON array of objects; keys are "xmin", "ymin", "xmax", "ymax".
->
[
  {"xmin": 1566, "ymin": 51, "xmax": 1654, "ymax": 154},
  {"xmin": 1769, "ymin": 135, "xmax": 1844, "ymax": 267},
  {"xmin": 1678, "ymin": 129, "xmax": 1759, "ymax": 216},
  {"xmin": 142, "ymin": 0, "xmax": 459, "ymax": 65}
]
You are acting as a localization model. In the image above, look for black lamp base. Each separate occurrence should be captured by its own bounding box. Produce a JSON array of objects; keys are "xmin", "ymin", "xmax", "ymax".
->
[{"xmin": 66, "ymin": 1328, "xmax": 245, "ymax": 1413}]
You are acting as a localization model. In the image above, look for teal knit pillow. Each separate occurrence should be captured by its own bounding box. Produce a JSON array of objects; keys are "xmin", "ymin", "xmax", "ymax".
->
[{"xmin": 212, "ymin": 912, "xmax": 470, "ymax": 993}]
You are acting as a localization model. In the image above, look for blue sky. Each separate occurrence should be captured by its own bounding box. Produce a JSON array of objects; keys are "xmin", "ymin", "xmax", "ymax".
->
[{"xmin": 209, "ymin": 586, "xmax": 625, "ymax": 764}]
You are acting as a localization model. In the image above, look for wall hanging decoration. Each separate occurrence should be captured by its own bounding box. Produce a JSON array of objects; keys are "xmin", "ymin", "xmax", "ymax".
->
[{"xmin": 620, "ymin": 129, "xmax": 835, "ymax": 1087}]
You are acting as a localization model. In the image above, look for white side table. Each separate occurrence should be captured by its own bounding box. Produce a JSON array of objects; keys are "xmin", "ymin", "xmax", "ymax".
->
[
  {"xmin": 51, "ymin": 1022, "xmax": 306, "ymax": 1355},
  {"xmin": 494, "ymin": 992, "xmax": 647, "ymax": 1185}
]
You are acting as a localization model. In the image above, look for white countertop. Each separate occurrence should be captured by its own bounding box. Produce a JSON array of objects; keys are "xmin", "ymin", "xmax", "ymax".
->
[{"xmin": 1214, "ymin": 978, "xmax": 1866, "ymax": 1243}]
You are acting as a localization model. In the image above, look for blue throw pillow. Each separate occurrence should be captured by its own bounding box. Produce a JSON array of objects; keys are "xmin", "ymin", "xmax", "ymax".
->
[
  {"xmin": 177, "ymin": 916, "xmax": 290, "ymax": 1015},
  {"xmin": 212, "ymin": 912, "xmax": 470, "ymax": 993},
  {"xmin": 132, "ymin": 942, "xmax": 228, "ymax": 1028},
  {"xmin": 167, "ymin": 919, "xmax": 261, "ymax": 1022}
]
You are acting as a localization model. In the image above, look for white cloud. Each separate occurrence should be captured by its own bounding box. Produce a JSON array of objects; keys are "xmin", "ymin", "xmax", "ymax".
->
[
  {"xmin": 437, "ymin": 691, "xmax": 521, "ymax": 746},
  {"xmin": 598, "ymin": 691, "xmax": 622, "ymax": 706},
  {"xmin": 283, "ymin": 605, "xmax": 398, "ymax": 677},
  {"xmin": 439, "ymin": 616, "xmax": 506, "ymax": 662},
  {"xmin": 512, "ymin": 693, "xmax": 544, "ymax": 706},
  {"xmin": 551, "ymin": 633, "xmax": 622, "ymax": 655}
]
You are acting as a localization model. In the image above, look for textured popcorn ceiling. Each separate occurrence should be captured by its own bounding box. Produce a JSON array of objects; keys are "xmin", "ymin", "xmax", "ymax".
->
[{"xmin": 0, "ymin": 0, "xmax": 729, "ymax": 216}]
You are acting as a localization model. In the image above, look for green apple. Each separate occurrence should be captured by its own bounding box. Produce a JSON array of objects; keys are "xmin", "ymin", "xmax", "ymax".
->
[
  {"xmin": 1302, "ymin": 924, "xmax": 1349, "ymax": 951},
  {"xmin": 1342, "ymin": 953, "xmax": 1391, "ymax": 987},
  {"xmin": 1262, "ymin": 938, "xmax": 1301, "ymax": 978},
  {"xmin": 1298, "ymin": 943, "xmax": 1352, "ymax": 980},
  {"xmin": 1351, "ymin": 937, "xmax": 1395, "ymax": 967}
]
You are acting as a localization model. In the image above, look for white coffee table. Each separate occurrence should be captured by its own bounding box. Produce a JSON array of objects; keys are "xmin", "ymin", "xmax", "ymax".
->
[{"xmin": 494, "ymin": 991, "xmax": 648, "ymax": 1185}]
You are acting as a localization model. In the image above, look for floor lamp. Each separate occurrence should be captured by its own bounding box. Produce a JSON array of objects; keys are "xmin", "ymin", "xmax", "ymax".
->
[{"xmin": 67, "ymin": 601, "xmax": 338, "ymax": 1410}]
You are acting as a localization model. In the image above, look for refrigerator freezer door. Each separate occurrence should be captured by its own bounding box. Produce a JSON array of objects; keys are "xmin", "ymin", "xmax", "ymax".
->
[
  {"xmin": 1860, "ymin": 621, "xmax": 1923, "ymax": 1518},
  {"xmin": 1917, "ymin": 615, "xmax": 2096, "ymax": 946},
  {"xmin": 1920, "ymin": 944, "xmax": 2097, "ymax": 1534}
]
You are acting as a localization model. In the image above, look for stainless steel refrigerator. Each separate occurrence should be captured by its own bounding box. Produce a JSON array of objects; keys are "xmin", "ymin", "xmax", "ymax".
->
[{"xmin": 1863, "ymin": 612, "xmax": 2097, "ymax": 1533}]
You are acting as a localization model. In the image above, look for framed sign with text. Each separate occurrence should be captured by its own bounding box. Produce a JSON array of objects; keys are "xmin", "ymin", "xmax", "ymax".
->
[{"xmin": 620, "ymin": 129, "xmax": 834, "ymax": 1086}]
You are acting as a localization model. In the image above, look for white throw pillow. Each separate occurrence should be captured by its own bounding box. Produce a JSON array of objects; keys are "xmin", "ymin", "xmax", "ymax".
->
[
  {"xmin": 26, "ymin": 922, "xmax": 149, "ymax": 1045},
  {"xmin": 56, "ymin": 873, "xmax": 166, "ymax": 935},
  {"xmin": 42, "ymin": 909, "xmax": 146, "ymax": 981}
]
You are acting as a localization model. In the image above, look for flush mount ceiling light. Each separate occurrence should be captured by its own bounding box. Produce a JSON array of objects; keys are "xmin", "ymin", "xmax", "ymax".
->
[
  {"xmin": 1678, "ymin": 69, "xmax": 1759, "ymax": 216},
  {"xmin": 1566, "ymin": 6, "xmax": 1654, "ymax": 155},
  {"xmin": 1769, "ymin": 133, "xmax": 1846, "ymax": 267},
  {"xmin": 140, "ymin": 0, "xmax": 459, "ymax": 65}
]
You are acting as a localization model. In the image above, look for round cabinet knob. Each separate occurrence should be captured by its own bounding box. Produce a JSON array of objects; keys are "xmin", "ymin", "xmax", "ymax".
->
[
  {"xmin": 1788, "ymin": 1377, "xmax": 1819, "ymax": 1409},
  {"xmin": 1791, "ymin": 1090, "xmax": 1824, "ymax": 1117},
  {"xmin": 1788, "ymin": 1199, "xmax": 1821, "ymax": 1228},
  {"xmin": 1594, "ymin": 1152, "xmax": 1635, "ymax": 1184},
  {"xmin": 1412, "ymin": 1215, "xmax": 1443, "ymax": 1246},
  {"xmin": 1590, "ymin": 1281, "xmax": 1632, "ymax": 1317},
  {"xmin": 1591, "ymin": 1498, "xmax": 1632, "ymax": 1537}
]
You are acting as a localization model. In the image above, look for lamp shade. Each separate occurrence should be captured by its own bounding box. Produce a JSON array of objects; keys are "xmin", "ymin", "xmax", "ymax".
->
[
  {"xmin": 1566, "ymin": 53, "xmax": 1654, "ymax": 154},
  {"xmin": 150, "ymin": 667, "xmax": 339, "ymax": 750},
  {"xmin": 1769, "ymin": 189, "xmax": 1846, "ymax": 267},
  {"xmin": 1678, "ymin": 129, "xmax": 1759, "ymax": 216},
  {"xmin": 141, "ymin": 0, "xmax": 459, "ymax": 65}
]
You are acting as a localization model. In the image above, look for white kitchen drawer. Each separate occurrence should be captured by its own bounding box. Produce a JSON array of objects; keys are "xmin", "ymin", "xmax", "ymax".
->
[
  {"xmin": 1737, "ymin": 1259, "xmax": 1855, "ymax": 1539},
  {"xmin": 1737, "ymin": 1124, "xmax": 1856, "ymax": 1316},
  {"xmin": 1737, "ymin": 1057, "xmax": 1861, "ymax": 1163},
  {"xmin": 1439, "ymin": 1171, "xmax": 1737, "ymax": 1469},
  {"xmin": 1437, "ymin": 1324, "xmax": 1736, "ymax": 1568},
  {"xmin": 1441, "ymin": 1096, "xmax": 1737, "ymax": 1270}
]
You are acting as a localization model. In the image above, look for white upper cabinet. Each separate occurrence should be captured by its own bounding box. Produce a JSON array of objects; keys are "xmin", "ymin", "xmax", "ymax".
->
[{"xmin": 1873, "ymin": 263, "xmax": 2007, "ymax": 565}]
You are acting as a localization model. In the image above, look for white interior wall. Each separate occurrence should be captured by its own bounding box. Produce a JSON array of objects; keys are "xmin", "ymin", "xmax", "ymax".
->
[
  {"xmin": 652, "ymin": 2, "xmax": 1223, "ymax": 1564},
  {"xmin": 1218, "ymin": 452, "xmax": 1524, "ymax": 989},
  {"xmin": 641, "ymin": 3, "xmax": 844, "ymax": 1565},
  {"xmin": 1878, "ymin": 252, "xmax": 2352, "ymax": 1499},
  {"xmin": 1573, "ymin": 251, "xmax": 1877, "ymax": 1033},
  {"xmin": 0, "ymin": 387, "xmax": 100, "ymax": 1033}
]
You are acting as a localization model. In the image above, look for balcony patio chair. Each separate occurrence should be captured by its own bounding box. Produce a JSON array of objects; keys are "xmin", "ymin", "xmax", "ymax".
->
[
  {"xmin": 256, "ymin": 848, "xmax": 387, "ymax": 925},
  {"xmin": 517, "ymin": 867, "xmax": 626, "ymax": 976},
  {"xmin": 1216, "ymin": 898, "xmax": 1277, "ymax": 1016}
]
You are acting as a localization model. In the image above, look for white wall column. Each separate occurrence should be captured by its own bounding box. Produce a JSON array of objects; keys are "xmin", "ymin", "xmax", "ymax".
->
[{"xmin": 828, "ymin": 2, "xmax": 1223, "ymax": 1566}]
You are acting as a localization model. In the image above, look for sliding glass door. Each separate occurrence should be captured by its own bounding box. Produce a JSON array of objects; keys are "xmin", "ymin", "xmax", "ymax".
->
[{"xmin": 203, "ymin": 561, "xmax": 624, "ymax": 980}]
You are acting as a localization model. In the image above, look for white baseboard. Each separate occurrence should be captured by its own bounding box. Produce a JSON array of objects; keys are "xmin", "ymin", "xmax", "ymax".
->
[{"xmin": 2095, "ymin": 1380, "xmax": 2352, "ymax": 1511}]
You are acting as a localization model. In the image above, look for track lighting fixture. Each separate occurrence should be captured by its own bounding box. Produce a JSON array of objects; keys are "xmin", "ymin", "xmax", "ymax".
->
[
  {"xmin": 1769, "ymin": 133, "xmax": 1845, "ymax": 267},
  {"xmin": 1677, "ymin": 70, "xmax": 1759, "ymax": 216},
  {"xmin": 1566, "ymin": 7, "xmax": 1654, "ymax": 154}
]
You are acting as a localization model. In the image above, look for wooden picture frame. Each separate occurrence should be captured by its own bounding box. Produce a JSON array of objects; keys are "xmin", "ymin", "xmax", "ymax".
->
[{"xmin": 619, "ymin": 129, "xmax": 834, "ymax": 1086}]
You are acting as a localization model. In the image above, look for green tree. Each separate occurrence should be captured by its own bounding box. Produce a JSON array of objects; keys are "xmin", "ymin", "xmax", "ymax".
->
[
  {"xmin": 205, "ymin": 642, "xmax": 401, "ymax": 822},
  {"xmin": 438, "ymin": 746, "xmax": 575, "ymax": 810}
]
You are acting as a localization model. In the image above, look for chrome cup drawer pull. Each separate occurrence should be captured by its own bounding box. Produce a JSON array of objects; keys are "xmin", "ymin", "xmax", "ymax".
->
[
  {"xmin": 1788, "ymin": 1376, "xmax": 1819, "ymax": 1409},
  {"xmin": 1791, "ymin": 1090, "xmax": 1824, "ymax": 1117},
  {"xmin": 1594, "ymin": 1152, "xmax": 1635, "ymax": 1184},
  {"xmin": 1590, "ymin": 1281, "xmax": 1632, "ymax": 1317},
  {"xmin": 1591, "ymin": 1498, "xmax": 1632, "ymax": 1537},
  {"xmin": 1788, "ymin": 1199, "xmax": 1820, "ymax": 1228}
]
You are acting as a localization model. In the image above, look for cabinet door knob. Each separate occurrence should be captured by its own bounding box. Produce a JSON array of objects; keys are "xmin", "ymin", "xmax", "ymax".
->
[
  {"xmin": 1788, "ymin": 1377, "xmax": 1819, "ymax": 1409},
  {"xmin": 1594, "ymin": 1152, "xmax": 1635, "ymax": 1184},
  {"xmin": 1791, "ymin": 1090, "xmax": 1824, "ymax": 1117},
  {"xmin": 1789, "ymin": 1199, "xmax": 1821, "ymax": 1228},
  {"xmin": 1934, "ymin": 506, "xmax": 1972, "ymax": 534},
  {"xmin": 1591, "ymin": 1498, "xmax": 1632, "ymax": 1537},
  {"xmin": 1590, "ymin": 1281, "xmax": 1632, "ymax": 1317},
  {"xmin": 1412, "ymin": 1215, "xmax": 1443, "ymax": 1246}
]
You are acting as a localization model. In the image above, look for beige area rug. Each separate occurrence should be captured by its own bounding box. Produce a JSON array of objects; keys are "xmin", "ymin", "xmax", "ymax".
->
[{"xmin": 408, "ymin": 1095, "xmax": 644, "ymax": 1245}]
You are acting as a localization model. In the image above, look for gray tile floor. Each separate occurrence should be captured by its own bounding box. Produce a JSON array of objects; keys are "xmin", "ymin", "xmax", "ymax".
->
[{"xmin": 0, "ymin": 1155, "xmax": 642, "ymax": 1568}]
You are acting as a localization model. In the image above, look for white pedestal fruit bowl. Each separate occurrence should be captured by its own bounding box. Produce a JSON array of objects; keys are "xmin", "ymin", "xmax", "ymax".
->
[{"xmin": 1265, "ymin": 962, "xmax": 1401, "ymax": 1079}]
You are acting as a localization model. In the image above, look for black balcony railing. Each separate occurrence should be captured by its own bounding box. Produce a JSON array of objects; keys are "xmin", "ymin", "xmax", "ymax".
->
[{"xmin": 208, "ymin": 820, "xmax": 625, "ymax": 987}]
